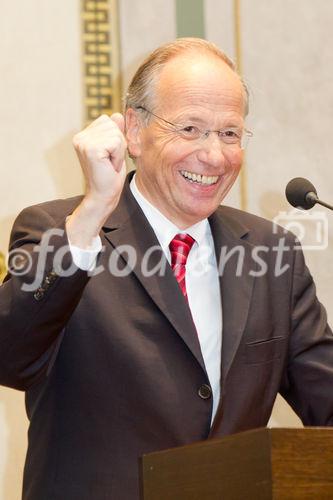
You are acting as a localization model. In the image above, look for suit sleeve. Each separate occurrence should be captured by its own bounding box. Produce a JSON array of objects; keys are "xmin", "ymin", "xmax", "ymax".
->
[
  {"xmin": 0, "ymin": 204, "xmax": 90, "ymax": 391},
  {"xmin": 280, "ymin": 244, "xmax": 333, "ymax": 425}
]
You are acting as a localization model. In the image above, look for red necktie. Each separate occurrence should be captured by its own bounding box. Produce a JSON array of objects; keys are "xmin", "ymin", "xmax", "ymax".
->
[{"xmin": 169, "ymin": 233, "xmax": 195, "ymax": 299}]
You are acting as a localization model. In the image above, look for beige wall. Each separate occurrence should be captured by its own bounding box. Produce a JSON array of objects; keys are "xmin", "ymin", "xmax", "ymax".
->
[
  {"xmin": 1, "ymin": 1, "xmax": 333, "ymax": 497},
  {"xmin": 239, "ymin": 0, "xmax": 333, "ymax": 425},
  {"xmin": 0, "ymin": 1, "xmax": 84, "ymax": 254}
]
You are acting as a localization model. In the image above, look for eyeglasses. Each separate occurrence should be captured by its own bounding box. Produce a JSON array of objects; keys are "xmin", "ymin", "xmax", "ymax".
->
[{"xmin": 136, "ymin": 106, "xmax": 253, "ymax": 149}]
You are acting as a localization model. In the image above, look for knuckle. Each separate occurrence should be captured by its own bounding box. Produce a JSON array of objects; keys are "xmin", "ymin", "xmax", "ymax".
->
[
  {"xmin": 98, "ymin": 114, "xmax": 110, "ymax": 123},
  {"xmin": 72, "ymin": 134, "xmax": 81, "ymax": 150}
]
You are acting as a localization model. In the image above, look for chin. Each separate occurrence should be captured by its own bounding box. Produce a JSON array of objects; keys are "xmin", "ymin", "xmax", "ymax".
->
[{"xmin": 183, "ymin": 208, "xmax": 215, "ymax": 225}]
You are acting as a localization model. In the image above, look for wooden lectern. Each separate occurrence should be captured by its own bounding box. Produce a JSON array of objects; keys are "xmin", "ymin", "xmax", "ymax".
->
[{"xmin": 140, "ymin": 428, "xmax": 333, "ymax": 499}]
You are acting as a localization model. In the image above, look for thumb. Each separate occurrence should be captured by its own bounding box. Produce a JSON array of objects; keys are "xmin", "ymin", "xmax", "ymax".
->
[{"xmin": 110, "ymin": 112, "xmax": 125, "ymax": 134}]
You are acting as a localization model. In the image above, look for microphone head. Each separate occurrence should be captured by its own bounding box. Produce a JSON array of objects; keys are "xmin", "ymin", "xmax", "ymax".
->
[{"xmin": 285, "ymin": 177, "xmax": 318, "ymax": 210}]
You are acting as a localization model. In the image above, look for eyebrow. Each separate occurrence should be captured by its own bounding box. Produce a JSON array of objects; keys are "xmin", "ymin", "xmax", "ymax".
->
[
  {"xmin": 174, "ymin": 115, "xmax": 204, "ymax": 124},
  {"xmin": 174, "ymin": 115, "xmax": 243, "ymax": 129},
  {"xmin": 174, "ymin": 117, "xmax": 244, "ymax": 131}
]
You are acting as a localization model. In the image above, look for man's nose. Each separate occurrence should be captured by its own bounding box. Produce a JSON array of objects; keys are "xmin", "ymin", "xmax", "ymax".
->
[{"xmin": 195, "ymin": 133, "xmax": 225, "ymax": 167}]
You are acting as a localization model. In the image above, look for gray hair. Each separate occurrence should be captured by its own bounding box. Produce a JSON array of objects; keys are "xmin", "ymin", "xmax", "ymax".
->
[{"xmin": 125, "ymin": 37, "xmax": 249, "ymax": 120}]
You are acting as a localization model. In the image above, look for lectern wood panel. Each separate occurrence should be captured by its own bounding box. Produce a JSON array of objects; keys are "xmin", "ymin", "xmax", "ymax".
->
[{"xmin": 140, "ymin": 428, "xmax": 333, "ymax": 499}]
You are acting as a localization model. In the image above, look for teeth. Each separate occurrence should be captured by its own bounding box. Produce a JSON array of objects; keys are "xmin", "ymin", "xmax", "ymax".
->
[{"xmin": 180, "ymin": 170, "xmax": 218, "ymax": 185}]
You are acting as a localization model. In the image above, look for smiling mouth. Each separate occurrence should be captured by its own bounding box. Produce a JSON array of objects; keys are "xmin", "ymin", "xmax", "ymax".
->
[{"xmin": 180, "ymin": 170, "xmax": 219, "ymax": 185}]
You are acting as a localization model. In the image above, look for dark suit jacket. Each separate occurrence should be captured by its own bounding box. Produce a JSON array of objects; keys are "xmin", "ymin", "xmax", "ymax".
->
[{"xmin": 1, "ymin": 173, "xmax": 333, "ymax": 499}]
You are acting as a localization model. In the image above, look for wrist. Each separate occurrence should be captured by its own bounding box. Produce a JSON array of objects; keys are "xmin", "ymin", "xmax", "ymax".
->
[
  {"xmin": 80, "ymin": 194, "xmax": 116, "ymax": 221},
  {"xmin": 66, "ymin": 196, "xmax": 116, "ymax": 248}
]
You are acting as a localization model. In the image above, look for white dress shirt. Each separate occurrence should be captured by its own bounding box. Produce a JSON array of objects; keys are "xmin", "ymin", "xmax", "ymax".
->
[{"xmin": 69, "ymin": 175, "xmax": 222, "ymax": 423}]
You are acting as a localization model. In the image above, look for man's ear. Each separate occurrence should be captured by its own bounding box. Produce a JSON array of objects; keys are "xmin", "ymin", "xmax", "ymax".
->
[{"xmin": 125, "ymin": 108, "xmax": 142, "ymax": 158}]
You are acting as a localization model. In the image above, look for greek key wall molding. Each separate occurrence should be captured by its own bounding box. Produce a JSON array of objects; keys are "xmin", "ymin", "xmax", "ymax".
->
[
  {"xmin": 0, "ymin": 251, "xmax": 6, "ymax": 283},
  {"xmin": 82, "ymin": 0, "xmax": 121, "ymax": 123}
]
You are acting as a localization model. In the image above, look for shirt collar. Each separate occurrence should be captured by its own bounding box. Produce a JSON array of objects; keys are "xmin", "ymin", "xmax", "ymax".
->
[{"xmin": 130, "ymin": 173, "xmax": 210, "ymax": 252}]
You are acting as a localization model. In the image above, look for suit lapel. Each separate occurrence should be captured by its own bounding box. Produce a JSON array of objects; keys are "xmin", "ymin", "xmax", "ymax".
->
[
  {"xmin": 102, "ymin": 174, "xmax": 207, "ymax": 373},
  {"xmin": 209, "ymin": 208, "xmax": 255, "ymax": 384},
  {"xmin": 208, "ymin": 208, "xmax": 256, "ymax": 435},
  {"xmin": 101, "ymin": 174, "xmax": 255, "ymax": 385}
]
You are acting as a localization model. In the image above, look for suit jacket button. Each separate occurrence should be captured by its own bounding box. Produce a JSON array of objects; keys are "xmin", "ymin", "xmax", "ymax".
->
[
  {"xmin": 48, "ymin": 271, "xmax": 58, "ymax": 283},
  {"xmin": 34, "ymin": 288, "xmax": 44, "ymax": 301},
  {"xmin": 198, "ymin": 384, "xmax": 212, "ymax": 400}
]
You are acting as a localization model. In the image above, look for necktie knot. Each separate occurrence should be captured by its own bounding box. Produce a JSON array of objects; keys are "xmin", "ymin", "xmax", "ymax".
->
[{"xmin": 169, "ymin": 233, "xmax": 195, "ymax": 297}]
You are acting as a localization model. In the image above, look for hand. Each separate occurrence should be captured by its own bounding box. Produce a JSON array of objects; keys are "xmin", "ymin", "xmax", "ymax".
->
[
  {"xmin": 67, "ymin": 114, "xmax": 128, "ymax": 248},
  {"xmin": 73, "ymin": 113, "xmax": 127, "ymax": 209}
]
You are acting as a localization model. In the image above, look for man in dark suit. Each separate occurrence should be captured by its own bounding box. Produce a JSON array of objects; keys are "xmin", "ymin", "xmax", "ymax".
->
[{"xmin": 1, "ymin": 38, "xmax": 333, "ymax": 499}]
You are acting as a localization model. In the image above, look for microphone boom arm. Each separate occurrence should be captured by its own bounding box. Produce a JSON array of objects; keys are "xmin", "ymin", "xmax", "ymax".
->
[{"xmin": 306, "ymin": 192, "xmax": 333, "ymax": 211}]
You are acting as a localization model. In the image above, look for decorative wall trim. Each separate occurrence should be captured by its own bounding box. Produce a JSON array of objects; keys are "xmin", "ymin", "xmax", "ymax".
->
[
  {"xmin": 82, "ymin": 0, "xmax": 121, "ymax": 123},
  {"xmin": 233, "ymin": 0, "xmax": 247, "ymax": 211},
  {"xmin": 175, "ymin": 0, "xmax": 205, "ymax": 38},
  {"xmin": 0, "ymin": 251, "xmax": 6, "ymax": 283}
]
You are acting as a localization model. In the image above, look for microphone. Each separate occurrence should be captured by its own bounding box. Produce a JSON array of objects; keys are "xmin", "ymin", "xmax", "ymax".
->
[{"xmin": 285, "ymin": 177, "xmax": 333, "ymax": 211}]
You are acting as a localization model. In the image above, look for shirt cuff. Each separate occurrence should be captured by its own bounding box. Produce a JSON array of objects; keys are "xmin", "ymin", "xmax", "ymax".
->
[{"xmin": 68, "ymin": 236, "xmax": 102, "ymax": 271}]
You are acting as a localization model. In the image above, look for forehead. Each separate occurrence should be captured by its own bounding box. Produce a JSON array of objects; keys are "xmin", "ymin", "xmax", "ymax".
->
[{"xmin": 154, "ymin": 53, "xmax": 245, "ymax": 118}]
